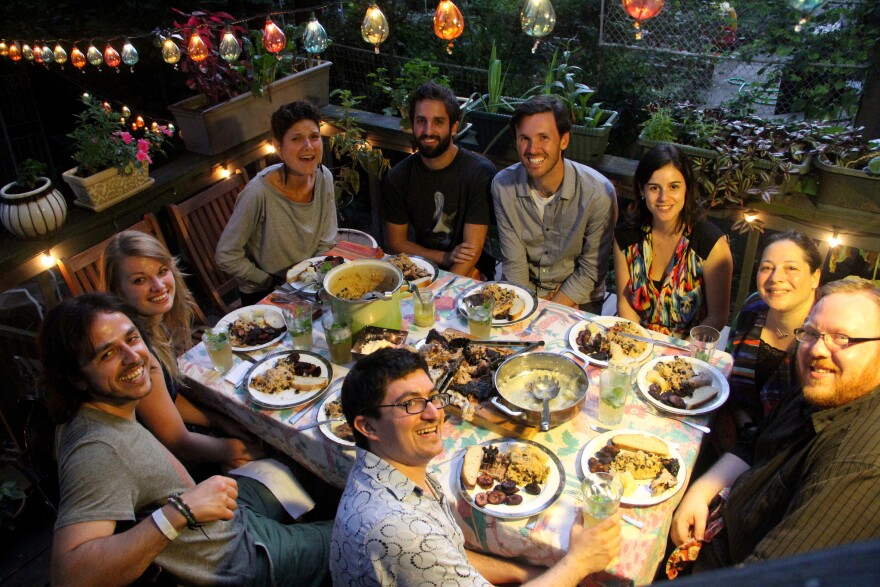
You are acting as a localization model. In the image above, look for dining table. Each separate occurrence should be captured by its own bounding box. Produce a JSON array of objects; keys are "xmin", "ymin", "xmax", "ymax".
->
[{"xmin": 178, "ymin": 244, "xmax": 734, "ymax": 586}]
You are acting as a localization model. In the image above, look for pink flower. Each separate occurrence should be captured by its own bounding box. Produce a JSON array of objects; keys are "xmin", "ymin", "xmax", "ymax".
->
[
  {"xmin": 137, "ymin": 139, "xmax": 151, "ymax": 152},
  {"xmin": 119, "ymin": 132, "xmax": 133, "ymax": 145},
  {"xmin": 136, "ymin": 150, "xmax": 152, "ymax": 164}
]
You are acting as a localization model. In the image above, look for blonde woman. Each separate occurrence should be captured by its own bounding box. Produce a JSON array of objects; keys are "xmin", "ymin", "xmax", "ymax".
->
[{"xmin": 102, "ymin": 230, "xmax": 262, "ymax": 468}]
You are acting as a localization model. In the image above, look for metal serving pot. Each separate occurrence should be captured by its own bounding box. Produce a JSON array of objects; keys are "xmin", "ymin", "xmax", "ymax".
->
[
  {"xmin": 491, "ymin": 351, "xmax": 590, "ymax": 430},
  {"xmin": 320, "ymin": 259, "xmax": 404, "ymax": 336}
]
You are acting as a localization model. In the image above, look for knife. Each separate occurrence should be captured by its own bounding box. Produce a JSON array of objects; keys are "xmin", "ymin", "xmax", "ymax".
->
[
  {"xmin": 287, "ymin": 380, "xmax": 340, "ymax": 425},
  {"xmin": 615, "ymin": 330, "xmax": 690, "ymax": 352},
  {"xmin": 466, "ymin": 339, "xmax": 541, "ymax": 346}
]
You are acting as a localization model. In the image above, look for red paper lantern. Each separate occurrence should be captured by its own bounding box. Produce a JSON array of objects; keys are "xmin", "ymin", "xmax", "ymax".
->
[{"xmin": 622, "ymin": 0, "xmax": 664, "ymax": 39}]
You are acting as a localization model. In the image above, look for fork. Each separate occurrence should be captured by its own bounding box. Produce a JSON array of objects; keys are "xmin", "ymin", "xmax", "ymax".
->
[
  {"xmin": 523, "ymin": 308, "xmax": 551, "ymax": 335},
  {"xmin": 641, "ymin": 401, "xmax": 711, "ymax": 434}
]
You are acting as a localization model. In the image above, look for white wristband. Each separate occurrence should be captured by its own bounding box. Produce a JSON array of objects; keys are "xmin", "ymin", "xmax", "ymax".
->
[{"xmin": 151, "ymin": 507, "xmax": 179, "ymax": 541}]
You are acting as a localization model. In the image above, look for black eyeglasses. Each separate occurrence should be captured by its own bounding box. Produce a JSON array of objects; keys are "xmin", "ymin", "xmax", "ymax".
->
[
  {"xmin": 376, "ymin": 392, "xmax": 451, "ymax": 415},
  {"xmin": 794, "ymin": 328, "xmax": 880, "ymax": 350}
]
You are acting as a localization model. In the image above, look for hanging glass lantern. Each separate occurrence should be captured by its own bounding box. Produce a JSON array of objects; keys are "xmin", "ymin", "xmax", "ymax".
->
[
  {"xmin": 303, "ymin": 13, "xmax": 329, "ymax": 55},
  {"xmin": 33, "ymin": 44, "xmax": 43, "ymax": 64},
  {"xmin": 0, "ymin": 41, "xmax": 8, "ymax": 57},
  {"xmin": 135, "ymin": 116, "xmax": 145, "ymax": 129},
  {"xmin": 263, "ymin": 18, "xmax": 287, "ymax": 54},
  {"xmin": 39, "ymin": 44, "xmax": 53, "ymax": 64},
  {"xmin": 622, "ymin": 0, "xmax": 664, "ymax": 40},
  {"xmin": 362, "ymin": 5, "xmax": 389, "ymax": 54},
  {"xmin": 22, "ymin": 44, "xmax": 34, "ymax": 62},
  {"xmin": 9, "ymin": 41, "xmax": 21, "ymax": 61},
  {"xmin": 86, "ymin": 43, "xmax": 103, "ymax": 66},
  {"xmin": 71, "ymin": 46, "xmax": 86, "ymax": 69},
  {"xmin": 162, "ymin": 38, "xmax": 181, "ymax": 67},
  {"xmin": 122, "ymin": 106, "xmax": 131, "ymax": 118},
  {"xmin": 219, "ymin": 28, "xmax": 242, "ymax": 61},
  {"xmin": 187, "ymin": 32, "xmax": 209, "ymax": 62},
  {"xmin": 434, "ymin": 0, "xmax": 464, "ymax": 54},
  {"xmin": 521, "ymin": 0, "xmax": 556, "ymax": 53},
  {"xmin": 53, "ymin": 43, "xmax": 68, "ymax": 65},
  {"xmin": 104, "ymin": 43, "xmax": 121, "ymax": 69},
  {"xmin": 122, "ymin": 39, "xmax": 139, "ymax": 70}
]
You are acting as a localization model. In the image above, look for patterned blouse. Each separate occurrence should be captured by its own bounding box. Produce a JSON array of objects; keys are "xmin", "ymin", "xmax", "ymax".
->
[{"xmin": 615, "ymin": 220, "xmax": 724, "ymax": 338}]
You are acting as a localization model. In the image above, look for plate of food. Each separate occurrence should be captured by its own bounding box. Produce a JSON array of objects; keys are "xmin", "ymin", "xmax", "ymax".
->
[
  {"xmin": 456, "ymin": 281, "xmax": 538, "ymax": 326},
  {"xmin": 580, "ymin": 430, "xmax": 685, "ymax": 506},
  {"xmin": 457, "ymin": 439, "xmax": 564, "ymax": 519},
  {"xmin": 285, "ymin": 255, "xmax": 348, "ymax": 293},
  {"xmin": 568, "ymin": 316, "xmax": 654, "ymax": 367},
  {"xmin": 217, "ymin": 305, "xmax": 287, "ymax": 351},
  {"xmin": 317, "ymin": 381, "xmax": 355, "ymax": 447},
  {"xmin": 244, "ymin": 350, "xmax": 333, "ymax": 410},
  {"xmin": 385, "ymin": 253, "xmax": 438, "ymax": 287},
  {"xmin": 636, "ymin": 356, "xmax": 729, "ymax": 416}
]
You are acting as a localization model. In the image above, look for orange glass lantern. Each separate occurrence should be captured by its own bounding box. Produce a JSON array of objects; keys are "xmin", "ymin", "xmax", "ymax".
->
[
  {"xmin": 187, "ymin": 32, "xmax": 209, "ymax": 62},
  {"xmin": 622, "ymin": 0, "xmax": 664, "ymax": 40},
  {"xmin": 70, "ymin": 46, "xmax": 86, "ymax": 68},
  {"xmin": 8, "ymin": 42, "xmax": 22, "ymax": 61},
  {"xmin": 0, "ymin": 41, "xmax": 8, "ymax": 57},
  {"xmin": 263, "ymin": 18, "xmax": 287, "ymax": 54},
  {"xmin": 434, "ymin": 0, "xmax": 464, "ymax": 54}
]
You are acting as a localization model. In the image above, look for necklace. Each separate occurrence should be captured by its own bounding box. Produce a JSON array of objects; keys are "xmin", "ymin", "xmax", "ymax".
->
[{"xmin": 767, "ymin": 315, "xmax": 790, "ymax": 338}]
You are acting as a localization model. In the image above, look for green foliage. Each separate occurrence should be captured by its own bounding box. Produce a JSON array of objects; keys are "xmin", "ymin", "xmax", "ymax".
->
[
  {"xmin": 368, "ymin": 59, "xmax": 452, "ymax": 129},
  {"xmin": 14, "ymin": 159, "xmax": 47, "ymax": 190},
  {"xmin": 540, "ymin": 46, "xmax": 614, "ymax": 128},
  {"xmin": 67, "ymin": 95, "xmax": 171, "ymax": 177},
  {"xmin": 810, "ymin": 125, "xmax": 880, "ymax": 173},
  {"xmin": 327, "ymin": 89, "xmax": 391, "ymax": 206}
]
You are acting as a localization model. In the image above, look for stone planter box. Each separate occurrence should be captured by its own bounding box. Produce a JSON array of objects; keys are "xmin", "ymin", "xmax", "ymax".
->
[
  {"xmin": 814, "ymin": 156, "xmax": 880, "ymax": 214},
  {"xmin": 566, "ymin": 111, "xmax": 618, "ymax": 166},
  {"xmin": 169, "ymin": 60, "xmax": 332, "ymax": 156},
  {"xmin": 0, "ymin": 177, "xmax": 68, "ymax": 239},
  {"xmin": 62, "ymin": 164, "xmax": 153, "ymax": 212}
]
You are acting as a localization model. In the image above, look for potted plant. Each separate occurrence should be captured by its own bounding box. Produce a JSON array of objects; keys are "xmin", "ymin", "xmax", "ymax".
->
[
  {"xmin": 368, "ymin": 58, "xmax": 452, "ymax": 131},
  {"xmin": 62, "ymin": 95, "xmax": 170, "ymax": 212},
  {"xmin": 638, "ymin": 103, "xmax": 813, "ymax": 209},
  {"xmin": 325, "ymin": 89, "xmax": 391, "ymax": 210},
  {"xmin": 0, "ymin": 158, "xmax": 67, "ymax": 239},
  {"xmin": 810, "ymin": 125, "xmax": 880, "ymax": 213},
  {"xmin": 167, "ymin": 9, "xmax": 332, "ymax": 156},
  {"xmin": 540, "ymin": 47, "xmax": 618, "ymax": 165}
]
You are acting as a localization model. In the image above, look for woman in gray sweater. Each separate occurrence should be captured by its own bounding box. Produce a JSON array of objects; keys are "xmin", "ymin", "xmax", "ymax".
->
[{"xmin": 216, "ymin": 101, "xmax": 338, "ymax": 305}]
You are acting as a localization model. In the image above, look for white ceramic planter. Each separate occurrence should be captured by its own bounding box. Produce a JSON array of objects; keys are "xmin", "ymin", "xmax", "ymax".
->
[
  {"xmin": 169, "ymin": 60, "xmax": 331, "ymax": 156},
  {"xmin": 62, "ymin": 164, "xmax": 154, "ymax": 212},
  {"xmin": 0, "ymin": 177, "xmax": 68, "ymax": 239}
]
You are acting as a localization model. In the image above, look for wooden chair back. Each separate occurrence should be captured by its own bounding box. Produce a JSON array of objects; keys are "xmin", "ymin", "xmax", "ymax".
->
[
  {"xmin": 57, "ymin": 213, "xmax": 166, "ymax": 296},
  {"xmin": 167, "ymin": 171, "xmax": 248, "ymax": 316}
]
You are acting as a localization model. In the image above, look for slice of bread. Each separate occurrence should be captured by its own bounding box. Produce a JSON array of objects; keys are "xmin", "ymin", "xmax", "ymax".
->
[
  {"xmin": 508, "ymin": 297, "xmax": 525, "ymax": 321},
  {"xmin": 684, "ymin": 386, "xmax": 719, "ymax": 409},
  {"xmin": 290, "ymin": 376, "xmax": 329, "ymax": 392},
  {"xmin": 611, "ymin": 434, "xmax": 670, "ymax": 456},
  {"xmin": 461, "ymin": 445, "xmax": 482, "ymax": 488}
]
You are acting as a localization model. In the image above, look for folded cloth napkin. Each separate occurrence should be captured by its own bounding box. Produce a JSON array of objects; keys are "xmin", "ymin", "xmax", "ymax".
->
[
  {"xmin": 326, "ymin": 240, "xmax": 384, "ymax": 260},
  {"xmin": 229, "ymin": 458, "xmax": 316, "ymax": 520},
  {"xmin": 666, "ymin": 488, "xmax": 729, "ymax": 579}
]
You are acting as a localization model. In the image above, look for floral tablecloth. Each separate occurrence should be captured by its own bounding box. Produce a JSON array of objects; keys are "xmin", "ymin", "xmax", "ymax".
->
[{"xmin": 180, "ymin": 270, "xmax": 733, "ymax": 586}]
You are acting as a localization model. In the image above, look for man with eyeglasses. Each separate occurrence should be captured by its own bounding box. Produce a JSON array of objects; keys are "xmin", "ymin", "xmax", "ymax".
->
[
  {"xmin": 671, "ymin": 277, "xmax": 880, "ymax": 571},
  {"xmin": 330, "ymin": 348, "xmax": 621, "ymax": 586}
]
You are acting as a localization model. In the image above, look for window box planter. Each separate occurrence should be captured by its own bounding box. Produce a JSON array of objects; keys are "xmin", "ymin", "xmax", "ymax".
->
[
  {"xmin": 813, "ymin": 156, "xmax": 880, "ymax": 214},
  {"xmin": 567, "ymin": 111, "xmax": 618, "ymax": 166},
  {"xmin": 169, "ymin": 60, "xmax": 331, "ymax": 156},
  {"xmin": 62, "ymin": 164, "xmax": 153, "ymax": 212}
]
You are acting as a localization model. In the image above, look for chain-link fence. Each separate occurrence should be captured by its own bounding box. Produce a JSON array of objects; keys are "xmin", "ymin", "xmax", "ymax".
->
[{"xmin": 599, "ymin": 0, "xmax": 871, "ymax": 122}]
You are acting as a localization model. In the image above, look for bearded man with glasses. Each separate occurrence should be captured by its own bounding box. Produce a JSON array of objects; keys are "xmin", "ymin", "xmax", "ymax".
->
[
  {"xmin": 330, "ymin": 348, "xmax": 620, "ymax": 586},
  {"xmin": 671, "ymin": 277, "xmax": 880, "ymax": 571}
]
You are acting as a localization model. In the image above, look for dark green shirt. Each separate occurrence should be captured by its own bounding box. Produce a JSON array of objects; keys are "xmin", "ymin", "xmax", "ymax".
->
[{"xmin": 705, "ymin": 385, "xmax": 880, "ymax": 566}]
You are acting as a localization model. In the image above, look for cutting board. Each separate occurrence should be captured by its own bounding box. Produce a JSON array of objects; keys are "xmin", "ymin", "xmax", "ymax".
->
[{"xmin": 432, "ymin": 328, "xmax": 538, "ymax": 440}]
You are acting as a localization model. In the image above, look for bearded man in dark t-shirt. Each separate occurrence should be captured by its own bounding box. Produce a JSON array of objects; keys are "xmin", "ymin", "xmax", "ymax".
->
[{"xmin": 381, "ymin": 82, "xmax": 497, "ymax": 278}]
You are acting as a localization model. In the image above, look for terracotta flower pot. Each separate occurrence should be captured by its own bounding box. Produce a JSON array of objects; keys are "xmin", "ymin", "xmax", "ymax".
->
[
  {"xmin": 62, "ymin": 164, "xmax": 154, "ymax": 212},
  {"xmin": 0, "ymin": 177, "xmax": 68, "ymax": 239}
]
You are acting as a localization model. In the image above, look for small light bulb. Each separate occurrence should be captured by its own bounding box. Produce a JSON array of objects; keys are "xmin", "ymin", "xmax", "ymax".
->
[
  {"xmin": 265, "ymin": 144, "xmax": 277, "ymax": 154},
  {"xmin": 40, "ymin": 252, "xmax": 56, "ymax": 268},
  {"xmin": 828, "ymin": 236, "xmax": 841, "ymax": 248}
]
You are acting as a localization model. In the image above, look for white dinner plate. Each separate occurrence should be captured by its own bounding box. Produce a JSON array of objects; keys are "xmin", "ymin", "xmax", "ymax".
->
[
  {"xmin": 580, "ymin": 429, "xmax": 686, "ymax": 507},
  {"xmin": 456, "ymin": 438, "xmax": 565, "ymax": 520},
  {"xmin": 455, "ymin": 281, "xmax": 539, "ymax": 326},
  {"xmin": 317, "ymin": 382, "xmax": 355, "ymax": 447},
  {"xmin": 567, "ymin": 316, "xmax": 655, "ymax": 367},
  {"xmin": 244, "ymin": 350, "xmax": 333, "ymax": 410},
  {"xmin": 217, "ymin": 305, "xmax": 287, "ymax": 352},
  {"xmin": 636, "ymin": 356, "xmax": 730, "ymax": 416},
  {"xmin": 285, "ymin": 256, "xmax": 350, "ymax": 294},
  {"xmin": 384, "ymin": 254, "xmax": 439, "ymax": 287}
]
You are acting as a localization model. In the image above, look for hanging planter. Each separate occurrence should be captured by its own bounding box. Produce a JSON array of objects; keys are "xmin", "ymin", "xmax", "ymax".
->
[
  {"xmin": 0, "ymin": 176, "xmax": 68, "ymax": 239},
  {"xmin": 62, "ymin": 164, "xmax": 154, "ymax": 212}
]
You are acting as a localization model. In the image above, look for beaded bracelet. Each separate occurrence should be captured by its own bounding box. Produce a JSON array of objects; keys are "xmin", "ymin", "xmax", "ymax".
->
[{"xmin": 168, "ymin": 494, "xmax": 211, "ymax": 540}]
